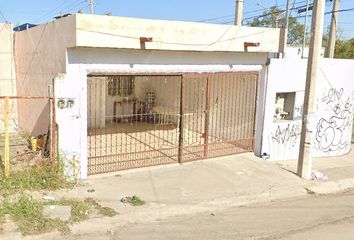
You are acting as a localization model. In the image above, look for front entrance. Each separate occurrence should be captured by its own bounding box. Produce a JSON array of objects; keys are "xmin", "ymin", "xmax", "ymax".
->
[{"xmin": 87, "ymin": 72, "xmax": 258, "ymax": 175}]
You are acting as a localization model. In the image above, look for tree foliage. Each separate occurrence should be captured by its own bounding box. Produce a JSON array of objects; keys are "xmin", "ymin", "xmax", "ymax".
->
[
  {"xmin": 334, "ymin": 38, "xmax": 354, "ymax": 59},
  {"xmin": 247, "ymin": 6, "xmax": 305, "ymax": 45}
]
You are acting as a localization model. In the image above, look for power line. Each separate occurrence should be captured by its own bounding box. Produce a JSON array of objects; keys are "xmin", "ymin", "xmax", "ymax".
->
[
  {"xmin": 291, "ymin": 7, "xmax": 354, "ymax": 20},
  {"xmin": 32, "ymin": 0, "xmax": 86, "ymax": 23},
  {"xmin": 32, "ymin": 0, "xmax": 72, "ymax": 22},
  {"xmin": 197, "ymin": 0, "xmax": 309, "ymax": 23},
  {"xmin": 0, "ymin": 10, "xmax": 8, "ymax": 23}
]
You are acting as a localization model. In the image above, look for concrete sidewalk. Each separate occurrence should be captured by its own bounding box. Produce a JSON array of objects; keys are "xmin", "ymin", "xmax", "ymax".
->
[
  {"xmin": 274, "ymin": 145, "xmax": 354, "ymax": 181},
  {"xmin": 43, "ymin": 152, "xmax": 310, "ymax": 236},
  {"xmin": 274, "ymin": 144, "xmax": 354, "ymax": 194},
  {"xmin": 21, "ymin": 147, "xmax": 354, "ymax": 239}
]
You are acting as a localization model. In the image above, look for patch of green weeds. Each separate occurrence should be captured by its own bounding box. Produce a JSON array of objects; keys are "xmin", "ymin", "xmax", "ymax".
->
[
  {"xmin": 84, "ymin": 198, "xmax": 117, "ymax": 217},
  {"xmin": 0, "ymin": 195, "xmax": 69, "ymax": 235},
  {"xmin": 0, "ymin": 160, "xmax": 73, "ymax": 195},
  {"xmin": 0, "ymin": 196, "xmax": 95, "ymax": 235},
  {"xmin": 98, "ymin": 207, "xmax": 117, "ymax": 217},
  {"xmin": 125, "ymin": 196, "xmax": 145, "ymax": 206},
  {"xmin": 47, "ymin": 199, "xmax": 91, "ymax": 223}
]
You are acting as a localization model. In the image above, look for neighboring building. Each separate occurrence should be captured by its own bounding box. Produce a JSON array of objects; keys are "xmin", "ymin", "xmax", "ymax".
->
[{"xmin": 13, "ymin": 23, "xmax": 37, "ymax": 32}]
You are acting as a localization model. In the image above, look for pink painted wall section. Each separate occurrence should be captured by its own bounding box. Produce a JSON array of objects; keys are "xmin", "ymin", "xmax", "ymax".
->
[{"xmin": 14, "ymin": 16, "xmax": 76, "ymax": 135}]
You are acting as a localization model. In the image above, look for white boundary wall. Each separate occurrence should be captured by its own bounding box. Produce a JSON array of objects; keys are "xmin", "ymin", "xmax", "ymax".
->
[{"xmin": 259, "ymin": 58, "xmax": 354, "ymax": 160}]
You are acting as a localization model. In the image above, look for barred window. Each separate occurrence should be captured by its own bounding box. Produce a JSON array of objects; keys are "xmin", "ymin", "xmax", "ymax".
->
[{"xmin": 107, "ymin": 76, "xmax": 134, "ymax": 96}]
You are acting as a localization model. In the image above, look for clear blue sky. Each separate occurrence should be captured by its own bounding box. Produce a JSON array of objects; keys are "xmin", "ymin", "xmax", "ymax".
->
[{"xmin": 1, "ymin": 0, "xmax": 353, "ymax": 39}]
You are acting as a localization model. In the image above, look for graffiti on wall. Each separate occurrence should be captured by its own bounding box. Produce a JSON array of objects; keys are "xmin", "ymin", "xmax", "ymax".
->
[
  {"xmin": 315, "ymin": 88, "xmax": 353, "ymax": 153},
  {"xmin": 272, "ymin": 123, "xmax": 302, "ymax": 147}
]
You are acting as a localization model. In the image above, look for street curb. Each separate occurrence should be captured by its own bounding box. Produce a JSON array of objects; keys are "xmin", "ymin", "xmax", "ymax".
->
[{"xmin": 306, "ymin": 178, "xmax": 354, "ymax": 195}]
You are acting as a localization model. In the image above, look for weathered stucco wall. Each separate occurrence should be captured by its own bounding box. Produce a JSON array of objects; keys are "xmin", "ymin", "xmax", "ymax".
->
[
  {"xmin": 14, "ymin": 16, "xmax": 76, "ymax": 134},
  {"xmin": 260, "ymin": 58, "xmax": 354, "ymax": 160},
  {"xmin": 75, "ymin": 14, "xmax": 283, "ymax": 53}
]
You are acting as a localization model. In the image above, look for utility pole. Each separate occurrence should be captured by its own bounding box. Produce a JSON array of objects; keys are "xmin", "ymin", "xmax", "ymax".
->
[
  {"xmin": 282, "ymin": 0, "xmax": 292, "ymax": 57},
  {"xmin": 297, "ymin": 0, "xmax": 326, "ymax": 179},
  {"xmin": 234, "ymin": 0, "xmax": 244, "ymax": 26},
  {"xmin": 87, "ymin": 0, "xmax": 96, "ymax": 14},
  {"xmin": 301, "ymin": 0, "xmax": 310, "ymax": 58},
  {"xmin": 326, "ymin": 0, "xmax": 340, "ymax": 58}
]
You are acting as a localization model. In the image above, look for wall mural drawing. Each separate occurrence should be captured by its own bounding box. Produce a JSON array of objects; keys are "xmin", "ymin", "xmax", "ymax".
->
[
  {"xmin": 315, "ymin": 88, "xmax": 353, "ymax": 153},
  {"xmin": 272, "ymin": 124, "xmax": 301, "ymax": 147}
]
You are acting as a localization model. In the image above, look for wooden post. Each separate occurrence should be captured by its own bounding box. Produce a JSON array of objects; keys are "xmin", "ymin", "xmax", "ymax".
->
[{"xmin": 4, "ymin": 97, "xmax": 10, "ymax": 178}]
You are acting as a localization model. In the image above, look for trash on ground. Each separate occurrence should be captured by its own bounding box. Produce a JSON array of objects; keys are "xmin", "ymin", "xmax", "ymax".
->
[
  {"xmin": 311, "ymin": 170, "xmax": 328, "ymax": 181},
  {"xmin": 42, "ymin": 195, "xmax": 55, "ymax": 201}
]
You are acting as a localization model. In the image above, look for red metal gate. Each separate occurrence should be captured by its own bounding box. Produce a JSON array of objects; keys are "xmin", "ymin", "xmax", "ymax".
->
[
  {"xmin": 181, "ymin": 72, "xmax": 258, "ymax": 162},
  {"xmin": 87, "ymin": 72, "xmax": 258, "ymax": 175}
]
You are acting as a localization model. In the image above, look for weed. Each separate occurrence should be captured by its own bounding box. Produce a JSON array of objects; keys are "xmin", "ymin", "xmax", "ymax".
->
[
  {"xmin": 98, "ymin": 207, "xmax": 118, "ymax": 217},
  {"xmin": 0, "ymin": 160, "xmax": 73, "ymax": 195},
  {"xmin": 84, "ymin": 198, "xmax": 117, "ymax": 217},
  {"xmin": 0, "ymin": 195, "xmax": 69, "ymax": 235},
  {"xmin": 124, "ymin": 196, "xmax": 145, "ymax": 206},
  {"xmin": 48, "ymin": 199, "xmax": 91, "ymax": 223},
  {"xmin": 0, "ymin": 196, "xmax": 94, "ymax": 235}
]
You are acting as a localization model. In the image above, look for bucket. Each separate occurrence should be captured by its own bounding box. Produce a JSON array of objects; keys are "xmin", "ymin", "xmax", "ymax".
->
[{"xmin": 31, "ymin": 137, "xmax": 44, "ymax": 151}]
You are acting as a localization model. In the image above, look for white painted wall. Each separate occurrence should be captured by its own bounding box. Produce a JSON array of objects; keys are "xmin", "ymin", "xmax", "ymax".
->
[
  {"xmin": 55, "ymin": 48, "xmax": 267, "ymax": 179},
  {"xmin": 76, "ymin": 14, "xmax": 283, "ymax": 53},
  {"xmin": 260, "ymin": 58, "xmax": 354, "ymax": 160}
]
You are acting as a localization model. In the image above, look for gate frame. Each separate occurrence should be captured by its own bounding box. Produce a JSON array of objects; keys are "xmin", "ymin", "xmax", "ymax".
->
[{"xmin": 86, "ymin": 71, "xmax": 259, "ymax": 175}]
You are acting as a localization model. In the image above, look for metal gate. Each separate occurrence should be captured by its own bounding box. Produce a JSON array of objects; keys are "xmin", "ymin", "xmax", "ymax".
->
[{"xmin": 87, "ymin": 72, "xmax": 258, "ymax": 175}]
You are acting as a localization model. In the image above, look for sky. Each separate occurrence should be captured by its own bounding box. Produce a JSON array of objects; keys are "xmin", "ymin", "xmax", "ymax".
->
[{"xmin": 0, "ymin": 0, "xmax": 353, "ymax": 39}]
